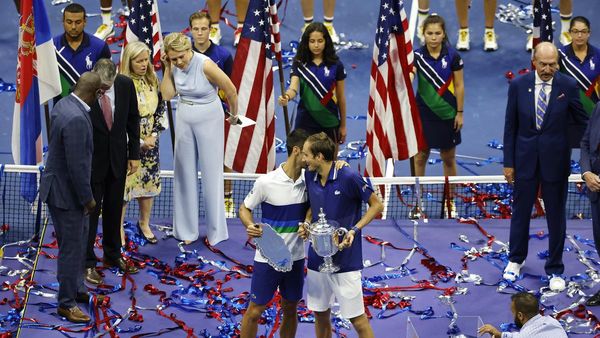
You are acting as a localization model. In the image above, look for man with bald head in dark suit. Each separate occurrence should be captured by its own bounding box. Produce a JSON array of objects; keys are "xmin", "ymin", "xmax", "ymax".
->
[
  {"xmin": 503, "ymin": 42, "xmax": 588, "ymax": 292},
  {"xmin": 40, "ymin": 72, "xmax": 103, "ymax": 323}
]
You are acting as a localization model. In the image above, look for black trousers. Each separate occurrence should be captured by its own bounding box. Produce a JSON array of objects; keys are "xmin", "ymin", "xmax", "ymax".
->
[
  {"xmin": 48, "ymin": 204, "xmax": 88, "ymax": 308},
  {"xmin": 87, "ymin": 169, "xmax": 126, "ymax": 268}
]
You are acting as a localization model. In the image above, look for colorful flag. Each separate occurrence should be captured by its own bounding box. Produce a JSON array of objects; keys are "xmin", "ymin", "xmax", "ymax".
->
[
  {"xmin": 124, "ymin": 0, "xmax": 164, "ymax": 70},
  {"xmin": 532, "ymin": 0, "xmax": 553, "ymax": 49},
  {"xmin": 224, "ymin": 0, "xmax": 276, "ymax": 173},
  {"xmin": 12, "ymin": 0, "xmax": 61, "ymax": 202},
  {"xmin": 365, "ymin": 0, "xmax": 425, "ymax": 177}
]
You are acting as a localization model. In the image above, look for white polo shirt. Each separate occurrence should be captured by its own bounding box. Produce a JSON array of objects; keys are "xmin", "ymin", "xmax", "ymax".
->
[{"xmin": 243, "ymin": 164, "xmax": 309, "ymax": 263}]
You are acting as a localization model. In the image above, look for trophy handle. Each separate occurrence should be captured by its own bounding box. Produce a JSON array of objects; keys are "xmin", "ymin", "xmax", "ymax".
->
[{"xmin": 334, "ymin": 227, "xmax": 348, "ymax": 247}]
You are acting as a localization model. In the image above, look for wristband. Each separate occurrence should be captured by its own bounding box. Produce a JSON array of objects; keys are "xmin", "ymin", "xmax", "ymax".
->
[{"xmin": 350, "ymin": 225, "xmax": 360, "ymax": 234}]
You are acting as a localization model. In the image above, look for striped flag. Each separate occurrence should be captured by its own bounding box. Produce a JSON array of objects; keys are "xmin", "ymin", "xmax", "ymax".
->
[
  {"xmin": 365, "ymin": 0, "xmax": 426, "ymax": 177},
  {"xmin": 532, "ymin": 0, "xmax": 553, "ymax": 49},
  {"xmin": 124, "ymin": 0, "xmax": 163, "ymax": 70},
  {"xmin": 224, "ymin": 0, "xmax": 277, "ymax": 173},
  {"xmin": 12, "ymin": 0, "xmax": 61, "ymax": 202}
]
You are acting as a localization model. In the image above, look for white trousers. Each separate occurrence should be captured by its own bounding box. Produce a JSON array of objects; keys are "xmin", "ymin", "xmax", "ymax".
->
[{"xmin": 173, "ymin": 100, "xmax": 228, "ymax": 245}]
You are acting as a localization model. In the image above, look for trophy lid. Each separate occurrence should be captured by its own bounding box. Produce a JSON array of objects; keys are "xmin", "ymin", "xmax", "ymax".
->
[{"xmin": 310, "ymin": 208, "xmax": 336, "ymax": 235}]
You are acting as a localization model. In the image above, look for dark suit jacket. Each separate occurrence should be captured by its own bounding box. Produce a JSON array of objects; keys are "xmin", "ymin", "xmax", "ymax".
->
[
  {"xmin": 89, "ymin": 74, "xmax": 140, "ymax": 181},
  {"xmin": 580, "ymin": 103, "xmax": 600, "ymax": 202},
  {"xmin": 503, "ymin": 72, "xmax": 588, "ymax": 182},
  {"xmin": 39, "ymin": 94, "xmax": 94, "ymax": 209}
]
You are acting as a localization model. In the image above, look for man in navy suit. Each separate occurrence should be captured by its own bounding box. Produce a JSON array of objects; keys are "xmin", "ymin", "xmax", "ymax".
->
[
  {"xmin": 580, "ymin": 102, "xmax": 600, "ymax": 305},
  {"xmin": 85, "ymin": 59, "xmax": 140, "ymax": 285},
  {"xmin": 39, "ymin": 73, "xmax": 103, "ymax": 323},
  {"xmin": 503, "ymin": 42, "xmax": 588, "ymax": 291}
]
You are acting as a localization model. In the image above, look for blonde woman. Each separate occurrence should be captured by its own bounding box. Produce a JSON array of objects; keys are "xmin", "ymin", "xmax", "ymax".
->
[
  {"xmin": 160, "ymin": 32, "xmax": 238, "ymax": 245},
  {"xmin": 119, "ymin": 41, "xmax": 167, "ymax": 244}
]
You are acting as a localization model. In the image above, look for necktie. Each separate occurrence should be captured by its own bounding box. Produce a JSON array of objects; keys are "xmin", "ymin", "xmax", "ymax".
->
[
  {"xmin": 535, "ymin": 82, "xmax": 548, "ymax": 130},
  {"xmin": 100, "ymin": 94, "xmax": 113, "ymax": 130}
]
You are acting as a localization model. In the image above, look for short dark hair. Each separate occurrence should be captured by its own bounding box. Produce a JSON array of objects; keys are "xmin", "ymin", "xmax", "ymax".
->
[
  {"xmin": 189, "ymin": 11, "xmax": 211, "ymax": 28},
  {"xmin": 570, "ymin": 16, "xmax": 591, "ymax": 31},
  {"xmin": 306, "ymin": 132, "xmax": 336, "ymax": 161},
  {"xmin": 63, "ymin": 3, "xmax": 86, "ymax": 19},
  {"xmin": 286, "ymin": 129, "xmax": 310, "ymax": 154},
  {"xmin": 511, "ymin": 292, "xmax": 539, "ymax": 318}
]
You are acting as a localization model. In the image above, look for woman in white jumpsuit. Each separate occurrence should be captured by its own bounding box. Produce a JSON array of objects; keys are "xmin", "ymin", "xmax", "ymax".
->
[{"xmin": 160, "ymin": 33, "xmax": 238, "ymax": 245}]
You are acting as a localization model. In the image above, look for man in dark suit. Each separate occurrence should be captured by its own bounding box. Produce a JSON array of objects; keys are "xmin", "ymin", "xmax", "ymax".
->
[
  {"xmin": 86, "ymin": 59, "xmax": 140, "ymax": 284},
  {"xmin": 40, "ymin": 72, "xmax": 103, "ymax": 323},
  {"xmin": 503, "ymin": 42, "xmax": 588, "ymax": 291},
  {"xmin": 580, "ymin": 102, "xmax": 600, "ymax": 305}
]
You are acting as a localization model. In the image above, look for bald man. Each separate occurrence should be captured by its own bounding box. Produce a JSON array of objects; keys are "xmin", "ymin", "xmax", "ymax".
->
[
  {"xmin": 40, "ymin": 72, "xmax": 104, "ymax": 323},
  {"xmin": 502, "ymin": 42, "xmax": 587, "ymax": 291}
]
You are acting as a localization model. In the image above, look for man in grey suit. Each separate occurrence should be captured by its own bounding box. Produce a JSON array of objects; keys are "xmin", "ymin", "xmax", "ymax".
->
[{"xmin": 39, "ymin": 72, "xmax": 104, "ymax": 323}]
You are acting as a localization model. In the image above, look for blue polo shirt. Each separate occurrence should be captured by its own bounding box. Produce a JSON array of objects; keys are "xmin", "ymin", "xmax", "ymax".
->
[
  {"xmin": 193, "ymin": 42, "xmax": 233, "ymax": 77},
  {"xmin": 304, "ymin": 164, "xmax": 374, "ymax": 273},
  {"xmin": 53, "ymin": 32, "xmax": 112, "ymax": 75}
]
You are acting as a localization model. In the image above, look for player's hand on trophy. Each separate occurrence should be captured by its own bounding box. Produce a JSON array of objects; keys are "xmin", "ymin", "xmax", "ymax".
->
[
  {"xmin": 338, "ymin": 231, "xmax": 354, "ymax": 250},
  {"xmin": 298, "ymin": 222, "xmax": 310, "ymax": 240},
  {"xmin": 246, "ymin": 223, "xmax": 263, "ymax": 238}
]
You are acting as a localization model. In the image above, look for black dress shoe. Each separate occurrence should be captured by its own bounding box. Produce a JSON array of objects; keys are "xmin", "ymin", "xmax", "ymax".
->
[
  {"xmin": 57, "ymin": 306, "xmax": 90, "ymax": 323},
  {"xmin": 76, "ymin": 292, "xmax": 108, "ymax": 304},
  {"xmin": 136, "ymin": 223, "xmax": 158, "ymax": 244},
  {"xmin": 104, "ymin": 257, "xmax": 139, "ymax": 274},
  {"xmin": 84, "ymin": 267, "xmax": 103, "ymax": 285},
  {"xmin": 586, "ymin": 291, "xmax": 600, "ymax": 306}
]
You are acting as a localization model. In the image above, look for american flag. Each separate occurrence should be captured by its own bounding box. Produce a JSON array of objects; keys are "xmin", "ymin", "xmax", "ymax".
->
[
  {"xmin": 224, "ymin": 0, "xmax": 277, "ymax": 173},
  {"xmin": 124, "ymin": 0, "xmax": 163, "ymax": 70},
  {"xmin": 365, "ymin": 0, "xmax": 425, "ymax": 177},
  {"xmin": 532, "ymin": 0, "xmax": 553, "ymax": 49}
]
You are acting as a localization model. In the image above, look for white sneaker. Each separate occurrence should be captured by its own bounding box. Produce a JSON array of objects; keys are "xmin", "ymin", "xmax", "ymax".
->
[
  {"xmin": 233, "ymin": 27, "xmax": 242, "ymax": 47},
  {"xmin": 503, "ymin": 261, "xmax": 524, "ymax": 281},
  {"xmin": 416, "ymin": 25, "xmax": 424, "ymax": 45},
  {"xmin": 456, "ymin": 28, "xmax": 470, "ymax": 51},
  {"xmin": 324, "ymin": 22, "xmax": 340, "ymax": 44},
  {"xmin": 224, "ymin": 197, "xmax": 236, "ymax": 218},
  {"xmin": 94, "ymin": 22, "xmax": 115, "ymax": 41},
  {"xmin": 526, "ymin": 34, "xmax": 533, "ymax": 52},
  {"xmin": 210, "ymin": 25, "xmax": 222, "ymax": 45},
  {"xmin": 549, "ymin": 275, "xmax": 566, "ymax": 292},
  {"xmin": 483, "ymin": 29, "xmax": 498, "ymax": 51},
  {"xmin": 559, "ymin": 31, "xmax": 572, "ymax": 46}
]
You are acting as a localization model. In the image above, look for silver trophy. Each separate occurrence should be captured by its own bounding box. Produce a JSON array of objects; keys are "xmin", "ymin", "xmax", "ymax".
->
[{"xmin": 307, "ymin": 208, "xmax": 348, "ymax": 273}]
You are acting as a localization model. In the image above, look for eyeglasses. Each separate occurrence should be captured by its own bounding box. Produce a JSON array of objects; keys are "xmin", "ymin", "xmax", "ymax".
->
[{"xmin": 569, "ymin": 29, "xmax": 590, "ymax": 35}]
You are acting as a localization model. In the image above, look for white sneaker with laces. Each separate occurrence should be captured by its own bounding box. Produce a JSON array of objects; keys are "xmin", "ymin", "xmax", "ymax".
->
[
  {"xmin": 324, "ymin": 22, "xmax": 340, "ymax": 44},
  {"xmin": 224, "ymin": 197, "xmax": 236, "ymax": 218},
  {"xmin": 210, "ymin": 25, "xmax": 222, "ymax": 45},
  {"xmin": 483, "ymin": 29, "xmax": 498, "ymax": 51},
  {"xmin": 456, "ymin": 28, "xmax": 470, "ymax": 51},
  {"xmin": 549, "ymin": 275, "xmax": 566, "ymax": 292},
  {"xmin": 233, "ymin": 27, "xmax": 242, "ymax": 47},
  {"xmin": 416, "ymin": 25, "xmax": 424, "ymax": 45},
  {"xmin": 503, "ymin": 261, "xmax": 524, "ymax": 281},
  {"xmin": 560, "ymin": 31, "xmax": 572, "ymax": 46},
  {"xmin": 94, "ymin": 22, "xmax": 115, "ymax": 41}
]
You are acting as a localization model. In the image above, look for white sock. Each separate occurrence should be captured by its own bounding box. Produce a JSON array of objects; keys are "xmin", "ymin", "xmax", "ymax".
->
[
  {"xmin": 100, "ymin": 7, "xmax": 112, "ymax": 25},
  {"xmin": 417, "ymin": 8, "xmax": 429, "ymax": 27},
  {"xmin": 560, "ymin": 13, "xmax": 572, "ymax": 34}
]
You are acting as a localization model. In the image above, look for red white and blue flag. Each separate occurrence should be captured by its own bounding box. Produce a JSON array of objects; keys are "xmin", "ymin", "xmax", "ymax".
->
[
  {"xmin": 224, "ymin": 0, "xmax": 277, "ymax": 173},
  {"xmin": 365, "ymin": 0, "xmax": 425, "ymax": 177},
  {"xmin": 532, "ymin": 0, "xmax": 553, "ymax": 49},
  {"xmin": 124, "ymin": 0, "xmax": 163, "ymax": 69},
  {"xmin": 12, "ymin": 0, "xmax": 61, "ymax": 202}
]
